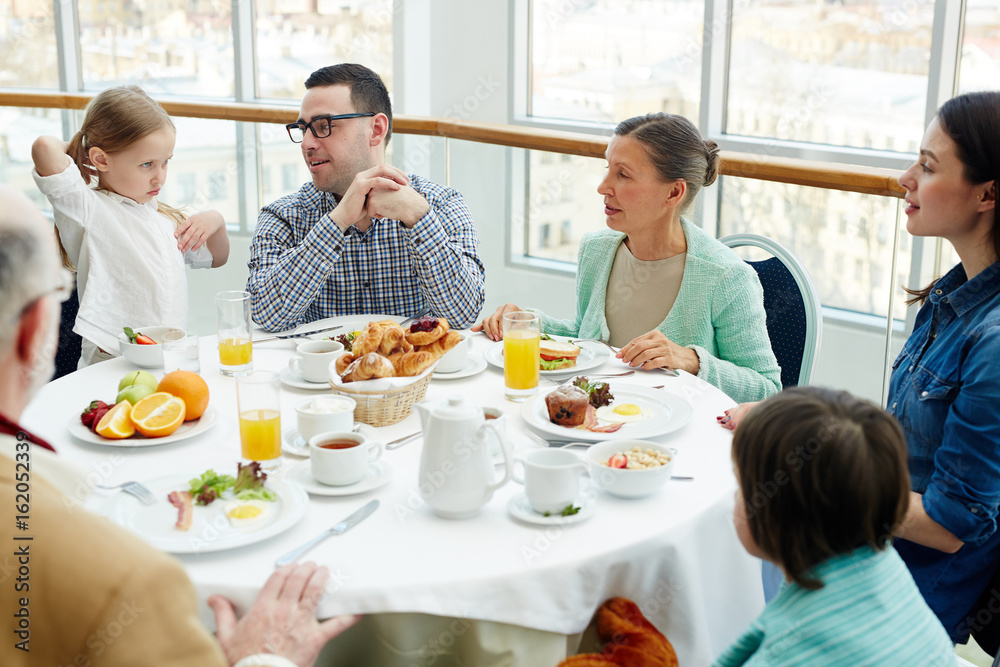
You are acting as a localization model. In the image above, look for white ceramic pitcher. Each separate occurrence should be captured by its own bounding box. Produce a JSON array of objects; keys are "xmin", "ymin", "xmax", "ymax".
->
[{"xmin": 415, "ymin": 395, "xmax": 513, "ymax": 519}]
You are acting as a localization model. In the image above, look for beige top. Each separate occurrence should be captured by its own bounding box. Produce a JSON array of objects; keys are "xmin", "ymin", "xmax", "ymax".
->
[{"xmin": 604, "ymin": 241, "xmax": 686, "ymax": 348}]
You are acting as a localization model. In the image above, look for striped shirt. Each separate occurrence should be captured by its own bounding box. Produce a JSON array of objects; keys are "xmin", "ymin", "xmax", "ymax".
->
[
  {"xmin": 713, "ymin": 546, "xmax": 954, "ymax": 666},
  {"xmin": 247, "ymin": 175, "xmax": 485, "ymax": 331}
]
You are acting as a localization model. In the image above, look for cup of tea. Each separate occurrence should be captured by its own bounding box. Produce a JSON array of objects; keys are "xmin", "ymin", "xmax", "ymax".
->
[
  {"xmin": 512, "ymin": 449, "xmax": 587, "ymax": 514},
  {"xmin": 295, "ymin": 396, "xmax": 355, "ymax": 441},
  {"xmin": 435, "ymin": 331, "xmax": 471, "ymax": 374},
  {"xmin": 289, "ymin": 339, "xmax": 345, "ymax": 383},
  {"xmin": 309, "ymin": 431, "xmax": 382, "ymax": 486}
]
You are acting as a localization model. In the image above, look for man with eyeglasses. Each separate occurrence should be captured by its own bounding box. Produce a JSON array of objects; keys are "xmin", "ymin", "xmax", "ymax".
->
[
  {"xmin": 247, "ymin": 63, "xmax": 486, "ymax": 331},
  {"xmin": 0, "ymin": 185, "xmax": 358, "ymax": 666}
]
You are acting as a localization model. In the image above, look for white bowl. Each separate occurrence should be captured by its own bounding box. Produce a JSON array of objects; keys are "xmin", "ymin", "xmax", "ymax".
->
[
  {"xmin": 117, "ymin": 325, "xmax": 184, "ymax": 368},
  {"xmin": 585, "ymin": 440, "xmax": 677, "ymax": 499}
]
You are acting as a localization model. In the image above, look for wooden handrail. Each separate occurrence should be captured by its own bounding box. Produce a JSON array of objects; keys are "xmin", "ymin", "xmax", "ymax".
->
[{"xmin": 2, "ymin": 91, "xmax": 905, "ymax": 198}]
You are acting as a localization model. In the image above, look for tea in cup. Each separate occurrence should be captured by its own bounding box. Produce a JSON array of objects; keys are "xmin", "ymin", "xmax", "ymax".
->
[
  {"xmin": 288, "ymin": 339, "xmax": 344, "ymax": 383},
  {"xmin": 295, "ymin": 396, "xmax": 355, "ymax": 441},
  {"xmin": 435, "ymin": 331, "xmax": 471, "ymax": 374},
  {"xmin": 309, "ymin": 431, "xmax": 382, "ymax": 486},
  {"xmin": 513, "ymin": 449, "xmax": 587, "ymax": 514}
]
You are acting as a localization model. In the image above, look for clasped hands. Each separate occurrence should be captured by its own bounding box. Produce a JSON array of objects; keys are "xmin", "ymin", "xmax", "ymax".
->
[
  {"xmin": 472, "ymin": 302, "xmax": 700, "ymax": 375},
  {"xmin": 329, "ymin": 164, "xmax": 430, "ymax": 232}
]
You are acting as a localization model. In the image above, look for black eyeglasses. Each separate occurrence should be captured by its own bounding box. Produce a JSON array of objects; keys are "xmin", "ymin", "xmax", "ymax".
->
[{"xmin": 286, "ymin": 113, "xmax": 376, "ymax": 143}]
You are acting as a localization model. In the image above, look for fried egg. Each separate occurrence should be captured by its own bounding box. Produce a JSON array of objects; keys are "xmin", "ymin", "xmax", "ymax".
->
[
  {"xmin": 595, "ymin": 403, "xmax": 652, "ymax": 424},
  {"xmin": 221, "ymin": 499, "xmax": 274, "ymax": 529}
]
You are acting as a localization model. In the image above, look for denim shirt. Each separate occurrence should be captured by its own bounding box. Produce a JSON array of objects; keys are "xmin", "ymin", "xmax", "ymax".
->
[{"xmin": 887, "ymin": 260, "xmax": 1000, "ymax": 641}]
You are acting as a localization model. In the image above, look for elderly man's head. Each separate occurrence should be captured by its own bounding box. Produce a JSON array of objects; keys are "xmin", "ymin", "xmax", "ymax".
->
[{"xmin": 0, "ymin": 185, "xmax": 63, "ymax": 411}]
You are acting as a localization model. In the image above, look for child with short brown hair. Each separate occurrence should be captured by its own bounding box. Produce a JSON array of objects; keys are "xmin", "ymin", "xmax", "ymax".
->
[{"xmin": 715, "ymin": 387, "xmax": 952, "ymax": 665}]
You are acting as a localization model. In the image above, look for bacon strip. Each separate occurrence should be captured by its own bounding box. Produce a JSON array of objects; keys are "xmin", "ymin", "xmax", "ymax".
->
[
  {"xmin": 168, "ymin": 491, "xmax": 193, "ymax": 531},
  {"xmin": 579, "ymin": 405, "xmax": 624, "ymax": 433}
]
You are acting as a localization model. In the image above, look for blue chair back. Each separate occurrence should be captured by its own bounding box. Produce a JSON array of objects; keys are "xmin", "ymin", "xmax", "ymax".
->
[{"xmin": 720, "ymin": 234, "xmax": 822, "ymax": 388}]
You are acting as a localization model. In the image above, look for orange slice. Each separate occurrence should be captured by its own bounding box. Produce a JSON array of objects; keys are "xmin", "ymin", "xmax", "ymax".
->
[
  {"xmin": 130, "ymin": 392, "xmax": 186, "ymax": 438},
  {"xmin": 95, "ymin": 401, "xmax": 135, "ymax": 439}
]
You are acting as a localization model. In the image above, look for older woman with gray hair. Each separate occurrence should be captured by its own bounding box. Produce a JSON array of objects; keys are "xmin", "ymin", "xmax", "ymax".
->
[{"xmin": 475, "ymin": 113, "xmax": 780, "ymax": 403}]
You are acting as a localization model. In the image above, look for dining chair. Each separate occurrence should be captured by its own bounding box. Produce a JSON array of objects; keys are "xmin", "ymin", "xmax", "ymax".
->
[
  {"xmin": 719, "ymin": 233, "xmax": 823, "ymax": 388},
  {"xmin": 54, "ymin": 286, "xmax": 82, "ymax": 379}
]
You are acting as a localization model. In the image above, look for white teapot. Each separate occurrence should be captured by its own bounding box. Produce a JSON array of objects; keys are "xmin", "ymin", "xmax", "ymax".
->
[{"xmin": 415, "ymin": 394, "xmax": 513, "ymax": 519}]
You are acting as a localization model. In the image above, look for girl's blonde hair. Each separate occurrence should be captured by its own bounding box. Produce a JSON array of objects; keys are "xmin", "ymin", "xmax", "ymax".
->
[{"xmin": 66, "ymin": 85, "xmax": 186, "ymax": 225}]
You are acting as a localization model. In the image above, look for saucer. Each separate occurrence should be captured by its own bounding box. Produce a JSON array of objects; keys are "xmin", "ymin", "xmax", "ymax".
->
[
  {"xmin": 285, "ymin": 460, "xmax": 392, "ymax": 496},
  {"xmin": 432, "ymin": 355, "xmax": 488, "ymax": 380},
  {"xmin": 279, "ymin": 367, "xmax": 330, "ymax": 391},
  {"xmin": 283, "ymin": 424, "xmax": 376, "ymax": 457},
  {"xmin": 506, "ymin": 492, "xmax": 596, "ymax": 526}
]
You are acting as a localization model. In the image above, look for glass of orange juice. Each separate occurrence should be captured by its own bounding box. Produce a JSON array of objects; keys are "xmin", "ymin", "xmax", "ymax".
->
[
  {"xmin": 502, "ymin": 311, "xmax": 540, "ymax": 402},
  {"xmin": 236, "ymin": 370, "xmax": 282, "ymax": 472},
  {"xmin": 216, "ymin": 290, "xmax": 253, "ymax": 376}
]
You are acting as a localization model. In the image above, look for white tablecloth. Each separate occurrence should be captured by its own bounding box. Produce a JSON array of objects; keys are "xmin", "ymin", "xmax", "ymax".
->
[{"xmin": 22, "ymin": 317, "xmax": 764, "ymax": 666}]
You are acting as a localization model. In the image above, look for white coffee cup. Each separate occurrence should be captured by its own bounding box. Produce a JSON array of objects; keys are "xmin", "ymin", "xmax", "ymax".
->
[
  {"xmin": 309, "ymin": 431, "xmax": 382, "ymax": 486},
  {"xmin": 288, "ymin": 339, "xmax": 344, "ymax": 383},
  {"xmin": 295, "ymin": 396, "xmax": 355, "ymax": 441},
  {"xmin": 512, "ymin": 449, "xmax": 588, "ymax": 514},
  {"xmin": 435, "ymin": 331, "xmax": 471, "ymax": 374}
]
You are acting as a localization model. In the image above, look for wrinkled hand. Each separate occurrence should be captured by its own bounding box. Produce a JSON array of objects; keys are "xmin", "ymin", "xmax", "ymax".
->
[
  {"xmin": 208, "ymin": 562, "xmax": 360, "ymax": 667},
  {"xmin": 329, "ymin": 165, "xmax": 409, "ymax": 231},
  {"xmin": 616, "ymin": 330, "xmax": 699, "ymax": 374},
  {"xmin": 471, "ymin": 302, "xmax": 523, "ymax": 341},
  {"xmin": 176, "ymin": 210, "xmax": 225, "ymax": 253},
  {"xmin": 717, "ymin": 401, "xmax": 759, "ymax": 431}
]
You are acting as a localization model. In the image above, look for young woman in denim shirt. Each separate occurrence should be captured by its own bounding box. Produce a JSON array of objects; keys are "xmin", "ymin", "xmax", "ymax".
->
[
  {"xmin": 719, "ymin": 91, "xmax": 1000, "ymax": 643},
  {"xmin": 887, "ymin": 91, "xmax": 1000, "ymax": 642}
]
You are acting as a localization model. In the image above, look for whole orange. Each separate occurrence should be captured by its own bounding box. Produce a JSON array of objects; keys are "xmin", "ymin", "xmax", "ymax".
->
[{"xmin": 157, "ymin": 370, "xmax": 210, "ymax": 420}]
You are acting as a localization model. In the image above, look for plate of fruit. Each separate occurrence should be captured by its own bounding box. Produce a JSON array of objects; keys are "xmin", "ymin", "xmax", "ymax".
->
[{"xmin": 69, "ymin": 370, "xmax": 217, "ymax": 447}]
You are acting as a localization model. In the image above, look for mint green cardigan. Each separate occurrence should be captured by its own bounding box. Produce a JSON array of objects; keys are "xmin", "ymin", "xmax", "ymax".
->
[{"xmin": 534, "ymin": 221, "xmax": 782, "ymax": 403}]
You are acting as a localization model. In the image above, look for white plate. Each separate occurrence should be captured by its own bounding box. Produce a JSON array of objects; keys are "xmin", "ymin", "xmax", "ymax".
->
[
  {"xmin": 304, "ymin": 314, "xmax": 405, "ymax": 343},
  {"xmin": 279, "ymin": 367, "xmax": 331, "ymax": 391},
  {"xmin": 284, "ymin": 460, "xmax": 392, "ymax": 497},
  {"xmin": 432, "ymin": 355, "xmax": 488, "ymax": 380},
  {"xmin": 522, "ymin": 384, "xmax": 693, "ymax": 443},
  {"xmin": 68, "ymin": 405, "xmax": 218, "ymax": 447},
  {"xmin": 484, "ymin": 337, "xmax": 611, "ymax": 376},
  {"xmin": 507, "ymin": 491, "xmax": 597, "ymax": 526},
  {"xmin": 282, "ymin": 423, "xmax": 378, "ymax": 457},
  {"xmin": 102, "ymin": 473, "xmax": 308, "ymax": 554}
]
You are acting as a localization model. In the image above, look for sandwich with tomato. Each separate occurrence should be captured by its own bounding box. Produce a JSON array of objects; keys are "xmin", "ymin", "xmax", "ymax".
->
[{"xmin": 539, "ymin": 335, "xmax": 582, "ymax": 370}]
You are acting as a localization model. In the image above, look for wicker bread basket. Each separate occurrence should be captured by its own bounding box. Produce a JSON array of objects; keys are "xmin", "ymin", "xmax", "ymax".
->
[{"xmin": 328, "ymin": 372, "xmax": 432, "ymax": 427}]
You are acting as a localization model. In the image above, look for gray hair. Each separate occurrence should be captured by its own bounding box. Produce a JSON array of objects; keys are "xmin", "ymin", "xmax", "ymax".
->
[
  {"xmin": 614, "ymin": 113, "xmax": 721, "ymax": 211},
  {"xmin": 0, "ymin": 202, "xmax": 58, "ymax": 344}
]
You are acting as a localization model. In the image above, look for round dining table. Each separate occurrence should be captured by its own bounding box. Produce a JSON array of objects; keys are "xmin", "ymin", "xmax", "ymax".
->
[{"xmin": 22, "ymin": 315, "xmax": 764, "ymax": 667}]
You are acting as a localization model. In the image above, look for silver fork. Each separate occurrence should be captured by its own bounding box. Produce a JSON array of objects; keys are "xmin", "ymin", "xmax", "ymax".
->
[
  {"xmin": 572, "ymin": 338, "xmax": 680, "ymax": 377},
  {"xmin": 96, "ymin": 481, "xmax": 157, "ymax": 505}
]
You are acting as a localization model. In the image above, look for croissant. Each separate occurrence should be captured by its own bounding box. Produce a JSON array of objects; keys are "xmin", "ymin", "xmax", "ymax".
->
[
  {"xmin": 341, "ymin": 352, "xmax": 394, "ymax": 383},
  {"xmin": 404, "ymin": 317, "xmax": 450, "ymax": 346},
  {"xmin": 389, "ymin": 351, "xmax": 437, "ymax": 377},
  {"xmin": 417, "ymin": 330, "xmax": 463, "ymax": 360},
  {"xmin": 334, "ymin": 352, "xmax": 356, "ymax": 376},
  {"xmin": 378, "ymin": 322, "xmax": 407, "ymax": 356},
  {"xmin": 352, "ymin": 321, "xmax": 384, "ymax": 357}
]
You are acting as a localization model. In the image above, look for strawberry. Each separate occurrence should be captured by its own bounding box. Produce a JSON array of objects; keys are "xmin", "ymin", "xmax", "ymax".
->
[
  {"xmin": 89, "ymin": 407, "xmax": 110, "ymax": 432},
  {"xmin": 608, "ymin": 453, "xmax": 628, "ymax": 469},
  {"xmin": 135, "ymin": 334, "xmax": 156, "ymax": 345},
  {"xmin": 80, "ymin": 400, "xmax": 111, "ymax": 428}
]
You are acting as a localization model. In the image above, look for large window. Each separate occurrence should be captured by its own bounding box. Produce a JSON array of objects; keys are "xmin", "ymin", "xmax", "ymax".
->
[
  {"xmin": 0, "ymin": 2, "xmax": 58, "ymax": 89},
  {"xmin": 519, "ymin": 0, "xmax": 998, "ymax": 321}
]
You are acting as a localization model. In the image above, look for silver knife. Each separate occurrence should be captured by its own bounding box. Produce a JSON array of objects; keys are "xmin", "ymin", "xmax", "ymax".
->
[
  {"xmin": 256, "ymin": 324, "xmax": 344, "ymax": 344},
  {"xmin": 275, "ymin": 499, "xmax": 378, "ymax": 567}
]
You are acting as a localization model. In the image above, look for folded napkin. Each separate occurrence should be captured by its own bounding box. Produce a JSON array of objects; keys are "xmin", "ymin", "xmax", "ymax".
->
[{"xmin": 559, "ymin": 598, "xmax": 679, "ymax": 667}]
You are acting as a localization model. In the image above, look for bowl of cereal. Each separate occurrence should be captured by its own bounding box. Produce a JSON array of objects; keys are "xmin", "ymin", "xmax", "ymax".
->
[{"xmin": 585, "ymin": 440, "xmax": 677, "ymax": 498}]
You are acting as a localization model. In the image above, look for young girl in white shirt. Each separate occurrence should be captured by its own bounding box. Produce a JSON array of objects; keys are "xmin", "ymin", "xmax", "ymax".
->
[{"xmin": 31, "ymin": 85, "xmax": 229, "ymax": 367}]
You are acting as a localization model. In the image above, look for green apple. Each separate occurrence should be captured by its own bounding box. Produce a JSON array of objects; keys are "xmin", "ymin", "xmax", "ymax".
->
[
  {"xmin": 118, "ymin": 370, "xmax": 157, "ymax": 393},
  {"xmin": 116, "ymin": 384, "xmax": 155, "ymax": 406}
]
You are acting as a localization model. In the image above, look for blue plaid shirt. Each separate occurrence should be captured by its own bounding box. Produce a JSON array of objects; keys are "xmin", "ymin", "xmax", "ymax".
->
[{"xmin": 247, "ymin": 175, "xmax": 485, "ymax": 331}]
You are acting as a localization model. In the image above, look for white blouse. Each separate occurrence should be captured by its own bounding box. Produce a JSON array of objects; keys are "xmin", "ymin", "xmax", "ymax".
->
[{"xmin": 32, "ymin": 160, "xmax": 212, "ymax": 361}]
